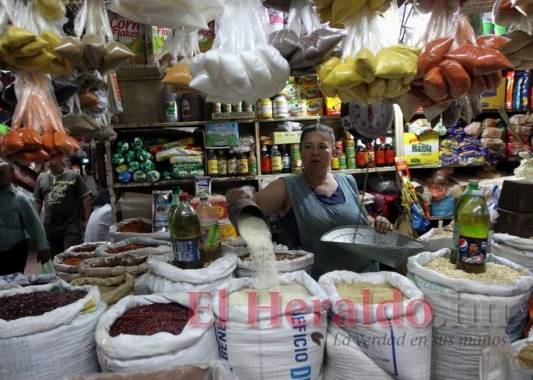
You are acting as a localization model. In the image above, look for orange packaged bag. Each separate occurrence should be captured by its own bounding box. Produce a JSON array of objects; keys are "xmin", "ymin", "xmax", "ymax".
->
[
  {"xmin": 5, "ymin": 129, "xmax": 24, "ymax": 154},
  {"xmin": 423, "ymin": 67, "xmax": 449, "ymax": 102},
  {"xmin": 21, "ymin": 128, "xmax": 43, "ymax": 150},
  {"xmin": 439, "ymin": 58, "xmax": 471, "ymax": 98},
  {"xmin": 476, "ymin": 35, "xmax": 510, "ymax": 50},
  {"xmin": 17, "ymin": 147, "xmax": 51, "ymax": 163},
  {"xmin": 418, "ymin": 37, "xmax": 454, "ymax": 74},
  {"xmin": 446, "ymin": 45, "xmax": 513, "ymax": 76},
  {"xmin": 483, "ymin": 71, "xmax": 504, "ymax": 90}
]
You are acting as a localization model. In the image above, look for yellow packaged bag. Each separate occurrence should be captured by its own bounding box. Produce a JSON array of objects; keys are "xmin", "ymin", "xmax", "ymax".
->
[
  {"xmin": 16, "ymin": 50, "xmax": 56, "ymax": 69},
  {"xmin": 41, "ymin": 30, "xmax": 61, "ymax": 47},
  {"xmin": 12, "ymin": 38, "xmax": 47, "ymax": 58},
  {"xmin": 355, "ymin": 49, "xmax": 376, "ymax": 83},
  {"xmin": 317, "ymin": 56, "xmax": 340, "ymax": 80},
  {"xmin": 384, "ymin": 78, "xmax": 403, "ymax": 98},
  {"xmin": 368, "ymin": 0, "xmax": 388, "ymax": 11},
  {"xmin": 324, "ymin": 57, "xmax": 363, "ymax": 88},
  {"xmin": 332, "ymin": 0, "xmax": 367, "ymax": 24},
  {"xmin": 337, "ymin": 86, "xmax": 358, "ymax": 102},
  {"xmin": 46, "ymin": 56, "xmax": 73, "ymax": 75},
  {"xmin": 5, "ymin": 27, "xmax": 36, "ymax": 49},
  {"xmin": 368, "ymin": 78, "xmax": 386, "ymax": 98},
  {"xmin": 314, "ymin": 0, "xmax": 333, "ymax": 10},
  {"xmin": 375, "ymin": 45, "xmax": 418, "ymax": 79},
  {"xmin": 36, "ymin": 0, "xmax": 66, "ymax": 21},
  {"xmin": 352, "ymin": 83, "xmax": 369, "ymax": 102},
  {"xmin": 162, "ymin": 63, "xmax": 193, "ymax": 86}
]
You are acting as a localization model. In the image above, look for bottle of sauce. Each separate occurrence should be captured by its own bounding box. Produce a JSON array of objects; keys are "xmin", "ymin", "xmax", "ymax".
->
[
  {"xmin": 452, "ymin": 181, "xmax": 490, "ymax": 273},
  {"xmin": 227, "ymin": 150, "xmax": 237, "ymax": 176},
  {"xmin": 257, "ymin": 98, "xmax": 273, "ymax": 119},
  {"xmin": 384, "ymin": 137, "xmax": 395, "ymax": 166},
  {"xmin": 273, "ymin": 95, "xmax": 289, "ymax": 119},
  {"xmin": 291, "ymin": 144, "xmax": 303, "ymax": 173},
  {"xmin": 338, "ymin": 148, "xmax": 347, "ymax": 170},
  {"xmin": 248, "ymin": 148, "xmax": 258, "ymax": 176},
  {"xmin": 217, "ymin": 150, "xmax": 227, "ymax": 177},
  {"xmin": 331, "ymin": 148, "xmax": 340, "ymax": 170},
  {"xmin": 237, "ymin": 151, "xmax": 249, "ymax": 175},
  {"xmin": 261, "ymin": 145, "xmax": 271, "ymax": 174},
  {"xmin": 170, "ymin": 192, "xmax": 202, "ymax": 269},
  {"xmin": 271, "ymin": 145, "xmax": 282, "ymax": 174},
  {"xmin": 356, "ymin": 140, "xmax": 367, "ymax": 168},
  {"xmin": 282, "ymin": 146, "xmax": 291, "ymax": 173},
  {"xmin": 196, "ymin": 193, "xmax": 221, "ymax": 266},
  {"xmin": 366, "ymin": 140, "xmax": 376, "ymax": 168},
  {"xmin": 375, "ymin": 137, "xmax": 386, "ymax": 167},
  {"xmin": 345, "ymin": 132, "xmax": 356, "ymax": 169},
  {"xmin": 207, "ymin": 150, "xmax": 218, "ymax": 176}
]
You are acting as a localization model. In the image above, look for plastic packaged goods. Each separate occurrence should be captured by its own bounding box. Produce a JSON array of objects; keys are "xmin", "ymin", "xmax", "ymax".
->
[
  {"xmin": 190, "ymin": 0, "xmax": 289, "ymax": 104},
  {"xmin": 1, "ymin": 72, "xmax": 79, "ymax": 163},
  {"xmin": 269, "ymin": 0, "xmax": 343, "ymax": 72},
  {"xmin": 317, "ymin": 3, "xmax": 418, "ymax": 103}
]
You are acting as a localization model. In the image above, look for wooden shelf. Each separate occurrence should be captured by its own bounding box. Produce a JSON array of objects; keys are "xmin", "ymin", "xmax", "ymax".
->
[
  {"xmin": 113, "ymin": 175, "xmax": 258, "ymax": 189},
  {"xmin": 112, "ymin": 115, "xmax": 342, "ymax": 130}
]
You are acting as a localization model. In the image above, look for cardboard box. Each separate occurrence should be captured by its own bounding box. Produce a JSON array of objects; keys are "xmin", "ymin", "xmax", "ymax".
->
[
  {"xmin": 324, "ymin": 96, "xmax": 341, "ymax": 116},
  {"xmin": 499, "ymin": 180, "xmax": 533, "ymax": 213},
  {"xmin": 402, "ymin": 132, "xmax": 440, "ymax": 165},
  {"xmin": 273, "ymin": 131, "xmax": 302, "ymax": 144},
  {"xmin": 205, "ymin": 122, "xmax": 239, "ymax": 147},
  {"xmin": 300, "ymin": 83, "xmax": 321, "ymax": 99},
  {"xmin": 306, "ymin": 98, "xmax": 324, "ymax": 116},
  {"xmin": 280, "ymin": 83, "xmax": 301, "ymax": 101},
  {"xmin": 481, "ymin": 78, "xmax": 506, "ymax": 109},
  {"xmin": 288, "ymin": 99, "xmax": 307, "ymax": 117}
]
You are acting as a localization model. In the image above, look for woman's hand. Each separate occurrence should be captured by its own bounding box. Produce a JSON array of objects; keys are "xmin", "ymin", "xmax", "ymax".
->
[
  {"xmin": 372, "ymin": 216, "xmax": 393, "ymax": 234},
  {"xmin": 225, "ymin": 186, "xmax": 256, "ymax": 205}
]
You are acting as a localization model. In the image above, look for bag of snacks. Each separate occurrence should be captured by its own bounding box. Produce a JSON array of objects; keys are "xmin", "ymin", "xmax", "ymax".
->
[
  {"xmin": 0, "ymin": 283, "xmax": 105, "ymax": 380},
  {"xmin": 109, "ymin": 218, "xmax": 170, "ymax": 243},
  {"xmin": 212, "ymin": 271, "xmax": 328, "ymax": 380},
  {"xmin": 134, "ymin": 254, "xmax": 237, "ymax": 294},
  {"xmin": 408, "ymin": 249, "xmax": 533, "ymax": 380},
  {"xmin": 319, "ymin": 271, "xmax": 432, "ymax": 380},
  {"xmin": 95, "ymin": 293, "xmax": 218, "ymax": 372}
]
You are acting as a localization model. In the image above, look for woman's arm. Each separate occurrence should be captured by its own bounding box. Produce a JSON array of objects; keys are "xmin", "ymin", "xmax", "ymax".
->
[{"xmin": 226, "ymin": 178, "xmax": 289, "ymax": 216}]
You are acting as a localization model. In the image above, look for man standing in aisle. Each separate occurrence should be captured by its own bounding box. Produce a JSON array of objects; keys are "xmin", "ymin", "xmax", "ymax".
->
[
  {"xmin": 0, "ymin": 159, "xmax": 49, "ymax": 275},
  {"xmin": 34, "ymin": 155, "xmax": 92, "ymax": 259}
]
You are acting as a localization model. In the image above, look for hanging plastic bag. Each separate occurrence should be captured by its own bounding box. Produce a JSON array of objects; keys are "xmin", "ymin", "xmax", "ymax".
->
[
  {"xmin": 54, "ymin": 0, "xmax": 134, "ymax": 74},
  {"xmin": 317, "ymin": 3, "xmax": 418, "ymax": 103},
  {"xmin": 0, "ymin": 0, "xmax": 70, "ymax": 74},
  {"xmin": 161, "ymin": 28, "xmax": 200, "ymax": 92},
  {"xmin": 263, "ymin": 0, "xmax": 292, "ymax": 12},
  {"xmin": 107, "ymin": 0, "xmax": 224, "ymax": 30},
  {"xmin": 270, "ymin": 0, "xmax": 343, "ymax": 72},
  {"xmin": 0, "ymin": 72, "xmax": 79, "ymax": 163},
  {"xmin": 190, "ymin": 0, "xmax": 289, "ymax": 104}
]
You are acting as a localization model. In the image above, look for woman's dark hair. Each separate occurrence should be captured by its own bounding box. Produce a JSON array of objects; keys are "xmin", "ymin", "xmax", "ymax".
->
[
  {"xmin": 93, "ymin": 189, "xmax": 110, "ymax": 207},
  {"xmin": 300, "ymin": 124, "xmax": 336, "ymax": 149}
]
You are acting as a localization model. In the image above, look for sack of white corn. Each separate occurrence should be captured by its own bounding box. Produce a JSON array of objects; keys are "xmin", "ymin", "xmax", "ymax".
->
[
  {"xmin": 492, "ymin": 233, "xmax": 533, "ymax": 272},
  {"xmin": 134, "ymin": 254, "xmax": 237, "ymax": 294},
  {"xmin": 95, "ymin": 293, "xmax": 218, "ymax": 373},
  {"xmin": 408, "ymin": 248, "xmax": 533, "ymax": 380},
  {"xmin": 236, "ymin": 250, "xmax": 314, "ymax": 277},
  {"xmin": 419, "ymin": 227, "xmax": 453, "ymax": 252},
  {"xmin": 319, "ymin": 271, "xmax": 432, "ymax": 380},
  {"xmin": 212, "ymin": 271, "xmax": 329, "ymax": 380},
  {"xmin": 480, "ymin": 335, "xmax": 533, "ymax": 380}
]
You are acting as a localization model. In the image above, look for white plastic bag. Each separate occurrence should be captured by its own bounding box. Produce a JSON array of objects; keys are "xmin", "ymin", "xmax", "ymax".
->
[
  {"xmin": 134, "ymin": 254, "xmax": 237, "ymax": 294},
  {"xmin": 212, "ymin": 271, "xmax": 329, "ymax": 380},
  {"xmin": 189, "ymin": 0, "xmax": 289, "ymax": 104},
  {"xmin": 318, "ymin": 270, "xmax": 432, "ymax": 380},
  {"xmin": 480, "ymin": 337, "xmax": 533, "ymax": 380},
  {"xmin": 407, "ymin": 249, "xmax": 533, "ymax": 380},
  {"xmin": 0, "ymin": 283, "xmax": 104, "ymax": 379},
  {"xmin": 107, "ymin": 0, "xmax": 224, "ymax": 30},
  {"xmin": 95, "ymin": 293, "xmax": 218, "ymax": 372},
  {"xmin": 492, "ymin": 233, "xmax": 533, "ymax": 272}
]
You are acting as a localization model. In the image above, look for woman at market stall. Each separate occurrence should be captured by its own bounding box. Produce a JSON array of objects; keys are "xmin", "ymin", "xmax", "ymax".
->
[{"xmin": 227, "ymin": 124, "xmax": 393, "ymax": 278}]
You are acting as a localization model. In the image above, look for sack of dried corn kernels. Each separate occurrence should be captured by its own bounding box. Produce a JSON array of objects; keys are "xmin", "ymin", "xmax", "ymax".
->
[{"xmin": 407, "ymin": 249, "xmax": 533, "ymax": 380}]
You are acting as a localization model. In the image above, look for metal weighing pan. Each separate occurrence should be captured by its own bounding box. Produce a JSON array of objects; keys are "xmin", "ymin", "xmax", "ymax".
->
[{"xmin": 321, "ymin": 225, "xmax": 427, "ymax": 268}]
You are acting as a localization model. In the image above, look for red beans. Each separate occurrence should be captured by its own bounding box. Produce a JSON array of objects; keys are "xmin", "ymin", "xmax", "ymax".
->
[
  {"xmin": 110, "ymin": 303, "xmax": 192, "ymax": 337},
  {"xmin": 0, "ymin": 290, "xmax": 87, "ymax": 321}
]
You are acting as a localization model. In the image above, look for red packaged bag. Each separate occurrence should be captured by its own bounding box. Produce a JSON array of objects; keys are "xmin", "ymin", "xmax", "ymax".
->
[
  {"xmin": 476, "ymin": 35, "xmax": 510, "ymax": 50},
  {"xmin": 469, "ymin": 75, "xmax": 488, "ymax": 95},
  {"xmin": 21, "ymin": 128, "xmax": 43, "ymax": 150},
  {"xmin": 5, "ymin": 129, "xmax": 24, "ymax": 154},
  {"xmin": 423, "ymin": 67, "xmax": 449, "ymax": 102},
  {"xmin": 439, "ymin": 58, "xmax": 472, "ymax": 98}
]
